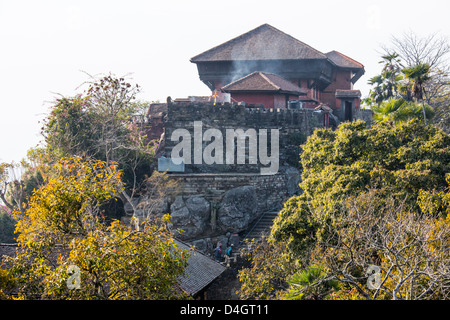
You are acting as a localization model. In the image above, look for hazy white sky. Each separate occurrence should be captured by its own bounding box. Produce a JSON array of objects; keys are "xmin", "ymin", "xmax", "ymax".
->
[{"xmin": 0, "ymin": 0, "xmax": 449, "ymax": 163}]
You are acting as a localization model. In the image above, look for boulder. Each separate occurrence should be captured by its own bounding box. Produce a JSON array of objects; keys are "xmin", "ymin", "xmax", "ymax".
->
[
  {"xmin": 170, "ymin": 196, "xmax": 190, "ymax": 226},
  {"xmin": 142, "ymin": 198, "xmax": 170, "ymax": 217},
  {"xmin": 192, "ymin": 239, "xmax": 207, "ymax": 252},
  {"xmin": 185, "ymin": 196, "xmax": 210, "ymax": 230},
  {"xmin": 217, "ymin": 185, "xmax": 258, "ymax": 233},
  {"xmin": 169, "ymin": 195, "xmax": 211, "ymax": 239}
]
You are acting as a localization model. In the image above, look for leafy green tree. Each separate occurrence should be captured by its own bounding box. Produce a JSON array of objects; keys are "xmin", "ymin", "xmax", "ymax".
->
[
  {"xmin": 365, "ymin": 55, "xmax": 435, "ymax": 125},
  {"xmin": 367, "ymin": 32, "xmax": 450, "ymax": 128},
  {"xmin": 41, "ymin": 95, "xmax": 97, "ymax": 160},
  {"xmin": 1, "ymin": 157, "xmax": 189, "ymax": 299},
  {"xmin": 371, "ymin": 98, "xmax": 434, "ymax": 124},
  {"xmin": 0, "ymin": 206, "xmax": 16, "ymax": 243},
  {"xmin": 41, "ymin": 74, "xmax": 158, "ymax": 217},
  {"xmin": 237, "ymin": 237, "xmax": 296, "ymax": 300},
  {"xmin": 272, "ymin": 119, "xmax": 449, "ymax": 254},
  {"xmin": 235, "ymin": 120, "xmax": 450, "ymax": 299}
]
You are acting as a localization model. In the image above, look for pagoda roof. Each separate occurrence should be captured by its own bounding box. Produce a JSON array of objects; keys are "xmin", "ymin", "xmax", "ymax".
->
[
  {"xmin": 326, "ymin": 50, "xmax": 365, "ymax": 82},
  {"xmin": 191, "ymin": 24, "xmax": 327, "ymax": 62},
  {"xmin": 326, "ymin": 50, "xmax": 364, "ymax": 69},
  {"xmin": 221, "ymin": 71, "xmax": 307, "ymax": 96}
]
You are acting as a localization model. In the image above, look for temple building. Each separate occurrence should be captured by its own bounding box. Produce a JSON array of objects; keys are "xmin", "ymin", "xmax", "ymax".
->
[
  {"xmin": 221, "ymin": 71, "xmax": 307, "ymax": 109},
  {"xmin": 190, "ymin": 24, "xmax": 365, "ymax": 122}
]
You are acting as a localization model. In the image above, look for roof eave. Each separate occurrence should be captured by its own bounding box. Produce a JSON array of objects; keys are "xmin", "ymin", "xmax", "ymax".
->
[
  {"xmin": 351, "ymin": 69, "xmax": 365, "ymax": 84},
  {"xmin": 222, "ymin": 89, "xmax": 306, "ymax": 96}
]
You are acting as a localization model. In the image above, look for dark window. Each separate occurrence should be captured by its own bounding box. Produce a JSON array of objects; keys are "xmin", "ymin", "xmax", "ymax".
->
[{"xmin": 344, "ymin": 101, "xmax": 353, "ymax": 121}]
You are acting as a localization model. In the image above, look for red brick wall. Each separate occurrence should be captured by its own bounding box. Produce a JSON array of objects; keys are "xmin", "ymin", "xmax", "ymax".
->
[
  {"xmin": 288, "ymin": 78, "xmax": 323, "ymax": 108},
  {"xmin": 274, "ymin": 94, "xmax": 286, "ymax": 109},
  {"xmin": 321, "ymin": 70, "xmax": 353, "ymax": 109},
  {"xmin": 230, "ymin": 92, "xmax": 298, "ymax": 108},
  {"xmin": 230, "ymin": 92, "xmax": 275, "ymax": 108}
]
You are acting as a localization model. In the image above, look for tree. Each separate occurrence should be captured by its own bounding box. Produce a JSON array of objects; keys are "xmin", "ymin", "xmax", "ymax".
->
[
  {"xmin": 365, "ymin": 53, "xmax": 435, "ymax": 125},
  {"xmin": 0, "ymin": 146, "xmax": 66, "ymax": 220},
  {"xmin": 1, "ymin": 157, "xmax": 189, "ymax": 299},
  {"xmin": 41, "ymin": 95, "xmax": 96, "ymax": 159},
  {"xmin": 402, "ymin": 63, "xmax": 432, "ymax": 125},
  {"xmin": 237, "ymin": 237, "xmax": 296, "ymax": 300},
  {"xmin": 365, "ymin": 32, "xmax": 450, "ymax": 130},
  {"xmin": 307, "ymin": 190, "xmax": 450, "ymax": 300},
  {"xmin": 82, "ymin": 74, "xmax": 142, "ymax": 165},
  {"xmin": 236, "ymin": 120, "xmax": 450, "ymax": 299},
  {"xmin": 42, "ymin": 73, "xmax": 155, "ymax": 175},
  {"xmin": 366, "ymin": 53, "xmax": 403, "ymax": 104},
  {"xmin": 0, "ymin": 162, "xmax": 26, "ymax": 215},
  {"xmin": 371, "ymin": 98, "xmax": 434, "ymax": 124},
  {"xmin": 272, "ymin": 120, "xmax": 449, "ymax": 253},
  {"xmin": 41, "ymin": 73, "xmax": 158, "ymax": 217},
  {"xmin": 0, "ymin": 206, "xmax": 16, "ymax": 243},
  {"xmin": 381, "ymin": 31, "xmax": 450, "ymax": 130},
  {"xmin": 388, "ymin": 31, "xmax": 450, "ymax": 105}
]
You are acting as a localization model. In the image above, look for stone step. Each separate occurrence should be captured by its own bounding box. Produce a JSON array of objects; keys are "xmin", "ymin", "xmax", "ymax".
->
[{"xmin": 242, "ymin": 210, "xmax": 280, "ymax": 242}]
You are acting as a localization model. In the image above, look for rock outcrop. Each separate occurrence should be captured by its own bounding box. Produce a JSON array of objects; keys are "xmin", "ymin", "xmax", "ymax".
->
[
  {"xmin": 170, "ymin": 195, "xmax": 210, "ymax": 239},
  {"xmin": 217, "ymin": 185, "xmax": 258, "ymax": 233}
]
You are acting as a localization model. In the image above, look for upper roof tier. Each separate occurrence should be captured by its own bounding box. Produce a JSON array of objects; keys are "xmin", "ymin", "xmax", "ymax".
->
[
  {"xmin": 190, "ymin": 24, "xmax": 364, "ymax": 90},
  {"xmin": 191, "ymin": 24, "xmax": 328, "ymax": 62},
  {"xmin": 326, "ymin": 50, "xmax": 364, "ymax": 69}
]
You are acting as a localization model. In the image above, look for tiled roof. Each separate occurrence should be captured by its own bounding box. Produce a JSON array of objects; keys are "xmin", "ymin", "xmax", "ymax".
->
[
  {"xmin": 176, "ymin": 240, "xmax": 226, "ymax": 296},
  {"xmin": 335, "ymin": 89, "xmax": 362, "ymax": 98},
  {"xmin": 191, "ymin": 24, "xmax": 327, "ymax": 62},
  {"xmin": 146, "ymin": 103, "xmax": 168, "ymax": 119},
  {"xmin": 221, "ymin": 71, "xmax": 307, "ymax": 96},
  {"xmin": 326, "ymin": 50, "xmax": 364, "ymax": 69},
  {"xmin": 315, "ymin": 103, "xmax": 333, "ymax": 112},
  {"xmin": 326, "ymin": 50, "xmax": 365, "ymax": 83}
]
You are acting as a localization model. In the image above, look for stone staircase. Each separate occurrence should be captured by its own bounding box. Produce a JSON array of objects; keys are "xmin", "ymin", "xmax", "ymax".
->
[{"xmin": 242, "ymin": 210, "xmax": 280, "ymax": 243}]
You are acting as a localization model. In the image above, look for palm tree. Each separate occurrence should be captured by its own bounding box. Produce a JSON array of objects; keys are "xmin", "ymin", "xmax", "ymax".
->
[
  {"xmin": 372, "ymin": 98, "xmax": 434, "ymax": 124},
  {"xmin": 371, "ymin": 98, "xmax": 406, "ymax": 123},
  {"xmin": 402, "ymin": 63, "xmax": 432, "ymax": 125},
  {"xmin": 367, "ymin": 53, "xmax": 403, "ymax": 105},
  {"xmin": 380, "ymin": 53, "xmax": 403, "ymax": 99},
  {"xmin": 284, "ymin": 265, "xmax": 339, "ymax": 300},
  {"xmin": 367, "ymin": 75, "xmax": 385, "ymax": 104}
]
